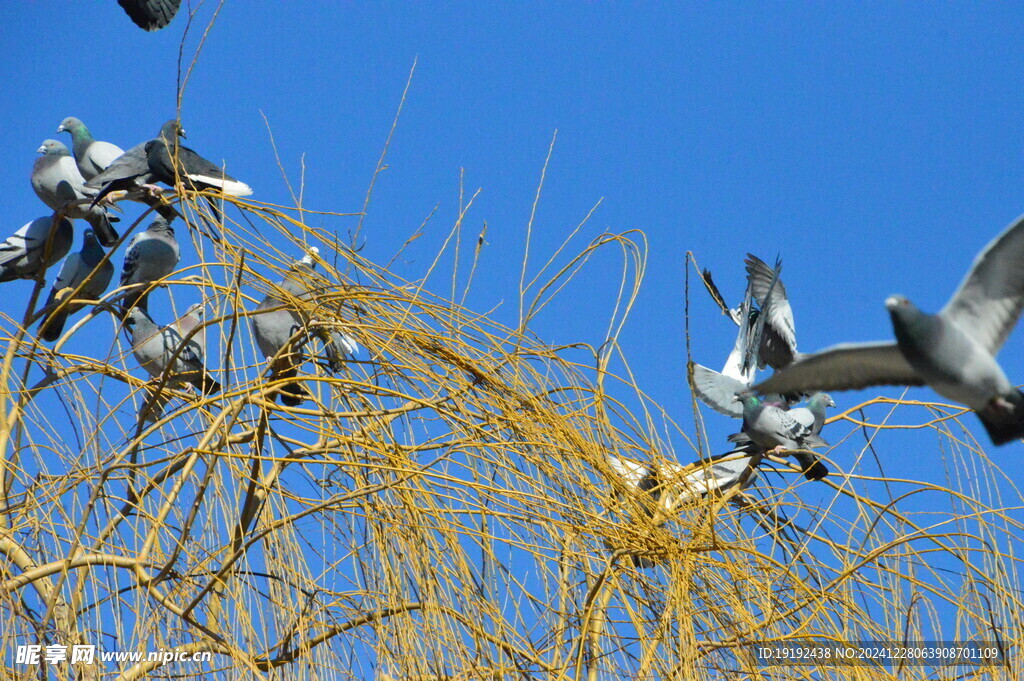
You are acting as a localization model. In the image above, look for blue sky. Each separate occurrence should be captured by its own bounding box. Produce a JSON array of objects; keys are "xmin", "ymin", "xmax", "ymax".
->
[{"xmin": 3, "ymin": 0, "xmax": 1024, "ymax": 670}]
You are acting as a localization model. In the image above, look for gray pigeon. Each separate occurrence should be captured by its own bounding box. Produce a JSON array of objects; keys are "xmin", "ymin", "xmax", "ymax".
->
[
  {"xmin": 756, "ymin": 214, "xmax": 1024, "ymax": 446},
  {"xmin": 745, "ymin": 254, "xmax": 802, "ymax": 370},
  {"xmin": 56, "ymin": 117, "xmax": 125, "ymax": 181},
  {"xmin": 251, "ymin": 249, "xmax": 357, "ymax": 405},
  {"xmin": 691, "ymin": 257, "xmax": 781, "ymax": 417},
  {"xmin": 118, "ymin": 0, "xmax": 182, "ymax": 31},
  {"xmin": 172, "ymin": 303, "xmax": 206, "ymax": 362},
  {"xmin": 38, "ymin": 229, "xmax": 114, "ymax": 342},
  {"xmin": 251, "ymin": 250, "xmax": 320, "ymax": 406},
  {"xmin": 31, "ymin": 140, "xmax": 119, "ymax": 247},
  {"xmin": 0, "ymin": 216, "xmax": 74, "ymax": 283},
  {"xmin": 125, "ymin": 307, "xmax": 220, "ymax": 396},
  {"xmin": 733, "ymin": 392, "xmax": 828, "ymax": 480},
  {"xmin": 84, "ymin": 141, "xmax": 156, "ymax": 205},
  {"xmin": 118, "ymin": 215, "xmax": 179, "ymax": 314}
]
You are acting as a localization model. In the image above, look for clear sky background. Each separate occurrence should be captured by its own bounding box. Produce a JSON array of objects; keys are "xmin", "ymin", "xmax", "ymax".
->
[{"xmin": 2, "ymin": 0, "xmax": 1024, "ymax": 656}]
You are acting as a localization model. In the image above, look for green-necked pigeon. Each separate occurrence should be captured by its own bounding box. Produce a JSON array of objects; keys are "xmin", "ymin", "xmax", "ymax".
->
[
  {"xmin": 733, "ymin": 392, "xmax": 828, "ymax": 479},
  {"xmin": 57, "ymin": 117, "xmax": 125, "ymax": 181},
  {"xmin": 38, "ymin": 229, "xmax": 113, "ymax": 342},
  {"xmin": 756, "ymin": 214, "xmax": 1024, "ymax": 446}
]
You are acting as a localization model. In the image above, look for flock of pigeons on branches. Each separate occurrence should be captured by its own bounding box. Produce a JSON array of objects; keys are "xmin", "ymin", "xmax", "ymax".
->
[{"xmin": 11, "ymin": 114, "xmax": 357, "ymax": 420}]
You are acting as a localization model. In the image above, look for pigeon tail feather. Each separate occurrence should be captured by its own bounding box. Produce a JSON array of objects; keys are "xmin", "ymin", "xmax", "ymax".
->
[{"xmin": 977, "ymin": 390, "xmax": 1024, "ymax": 446}]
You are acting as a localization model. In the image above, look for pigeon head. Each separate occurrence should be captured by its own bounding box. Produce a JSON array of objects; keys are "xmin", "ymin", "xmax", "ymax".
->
[
  {"xmin": 57, "ymin": 117, "xmax": 86, "ymax": 136},
  {"xmin": 37, "ymin": 139, "xmax": 70, "ymax": 156},
  {"xmin": 158, "ymin": 119, "xmax": 186, "ymax": 142},
  {"xmin": 808, "ymin": 392, "xmax": 836, "ymax": 409},
  {"xmin": 147, "ymin": 216, "xmax": 174, "ymax": 234},
  {"xmin": 885, "ymin": 294, "xmax": 930, "ymax": 329},
  {"xmin": 82, "ymin": 228, "xmax": 100, "ymax": 247}
]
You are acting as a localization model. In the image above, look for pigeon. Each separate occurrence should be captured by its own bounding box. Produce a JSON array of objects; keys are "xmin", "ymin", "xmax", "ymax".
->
[
  {"xmin": 37, "ymin": 229, "xmax": 114, "ymax": 342},
  {"xmin": 755, "ymin": 214, "xmax": 1024, "ymax": 446},
  {"xmin": 744, "ymin": 254, "xmax": 802, "ymax": 370},
  {"xmin": 606, "ymin": 452, "xmax": 759, "ymax": 567},
  {"xmin": 118, "ymin": 0, "xmax": 182, "ymax": 31},
  {"xmin": 690, "ymin": 257, "xmax": 781, "ymax": 417},
  {"xmin": 172, "ymin": 303, "xmax": 206, "ymax": 362},
  {"xmin": 31, "ymin": 140, "xmax": 119, "ymax": 247},
  {"xmin": 85, "ymin": 141, "xmax": 157, "ymax": 205},
  {"xmin": 118, "ymin": 215, "xmax": 179, "ymax": 314},
  {"xmin": 56, "ymin": 117, "xmax": 125, "ymax": 181},
  {"xmin": 145, "ymin": 120, "xmax": 252, "ymax": 198},
  {"xmin": 0, "ymin": 216, "xmax": 74, "ymax": 283},
  {"xmin": 733, "ymin": 392, "xmax": 828, "ymax": 480},
  {"xmin": 125, "ymin": 307, "xmax": 220, "ymax": 396},
  {"xmin": 251, "ymin": 250, "xmax": 320, "ymax": 406},
  {"xmin": 730, "ymin": 392, "xmax": 834, "ymax": 480},
  {"xmin": 251, "ymin": 249, "xmax": 357, "ymax": 405}
]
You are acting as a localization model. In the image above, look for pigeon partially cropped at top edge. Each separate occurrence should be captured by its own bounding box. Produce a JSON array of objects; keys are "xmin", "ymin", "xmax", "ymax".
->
[
  {"xmin": 0, "ymin": 216, "xmax": 73, "ymax": 284},
  {"xmin": 38, "ymin": 229, "xmax": 114, "ymax": 342},
  {"xmin": 125, "ymin": 307, "xmax": 220, "ymax": 396},
  {"xmin": 57, "ymin": 117, "xmax": 125, "ymax": 181},
  {"xmin": 118, "ymin": 215, "xmax": 180, "ymax": 315},
  {"xmin": 755, "ymin": 214, "xmax": 1024, "ymax": 446},
  {"xmin": 31, "ymin": 140, "xmax": 119, "ymax": 246},
  {"xmin": 118, "ymin": 0, "xmax": 182, "ymax": 31}
]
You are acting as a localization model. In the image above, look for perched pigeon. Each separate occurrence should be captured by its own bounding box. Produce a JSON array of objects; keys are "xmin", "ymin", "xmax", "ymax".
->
[
  {"xmin": 118, "ymin": 0, "xmax": 182, "ymax": 31},
  {"xmin": 31, "ymin": 140, "xmax": 119, "ymax": 247},
  {"xmin": 606, "ymin": 452, "xmax": 759, "ymax": 567},
  {"xmin": 755, "ymin": 214, "xmax": 1024, "ymax": 446},
  {"xmin": 607, "ymin": 452, "xmax": 759, "ymax": 515},
  {"xmin": 0, "ymin": 216, "xmax": 74, "ymax": 283},
  {"xmin": 251, "ymin": 250, "xmax": 319, "ymax": 406},
  {"xmin": 172, "ymin": 303, "xmax": 206, "ymax": 362},
  {"xmin": 118, "ymin": 215, "xmax": 179, "ymax": 314},
  {"xmin": 125, "ymin": 307, "xmax": 220, "ymax": 395},
  {"xmin": 733, "ymin": 392, "xmax": 828, "ymax": 480},
  {"xmin": 38, "ymin": 229, "xmax": 114, "ymax": 342},
  {"xmin": 251, "ymin": 249, "xmax": 357, "ymax": 406},
  {"xmin": 56, "ymin": 117, "xmax": 125, "ymax": 181},
  {"xmin": 145, "ymin": 120, "xmax": 252, "ymax": 198},
  {"xmin": 730, "ymin": 392, "xmax": 834, "ymax": 480},
  {"xmin": 85, "ymin": 142, "xmax": 156, "ymax": 205}
]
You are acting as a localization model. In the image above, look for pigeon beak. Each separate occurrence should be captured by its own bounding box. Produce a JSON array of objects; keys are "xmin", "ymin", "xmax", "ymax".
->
[
  {"xmin": 179, "ymin": 128, "xmax": 187, "ymax": 139},
  {"xmin": 36, "ymin": 144, "xmax": 46, "ymax": 154},
  {"xmin": 56, "ymin": 125, "xmax": 65, "ymax": 133}
]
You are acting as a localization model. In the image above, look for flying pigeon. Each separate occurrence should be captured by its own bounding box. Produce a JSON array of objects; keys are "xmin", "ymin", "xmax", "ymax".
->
[
  {"xmin": 37, "ymin": 229, "xmax": 114, "ymax": 342},
  {"xmin": 56, "ymin": 117, "xmax": 125, "ymax": 181},
  {"xmin": 31, "ymin": 140, "xmax": 119, "ymax": 247},
  {"xmin": 118, "ymin": 0, "xmax": 182, "ymax": 31},
  {"xmin": 0, "ymin": 216, "xmax": 74, "ymax": 284},
  {"xmin": 755, "ymin": 214, "xmax": 1024, "ymax": 446},
  {"xmin": 125, "ymin": 307, "xmax": 221, "ymax": 396},
  {"xmin": 145, "ymin": 120, "xmax": 252, "ymax": 199},
  {"xmin": 733, "ymin": 392, "xmax": 828, "ymax": 480},
  {"xmin": 744, "ymin": 254, "xmax": 802, "ymax": 370},
  {"xmin": 118, "ymin": 215, "xmax": 180, "ymax": 314},
  {"xmin": 690, "ymin": 257, "xmax": 781, "ymax": 417}
]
